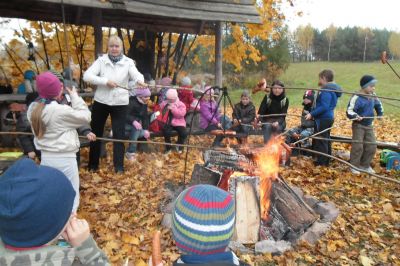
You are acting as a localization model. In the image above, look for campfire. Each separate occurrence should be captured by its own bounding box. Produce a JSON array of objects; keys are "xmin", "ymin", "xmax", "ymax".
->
[
  {"xmin": 201, "ymin": 138, "xmax": 317, "ymax": 245},
  {"xmin": 161, "ymin": 138, "xmax": 339, "ymax": 254}
]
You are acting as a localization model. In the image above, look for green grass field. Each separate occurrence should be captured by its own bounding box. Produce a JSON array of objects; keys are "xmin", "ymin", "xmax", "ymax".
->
[{"xmin": 228, "ymin": 61, "xmax": 400, "ymax": 115}]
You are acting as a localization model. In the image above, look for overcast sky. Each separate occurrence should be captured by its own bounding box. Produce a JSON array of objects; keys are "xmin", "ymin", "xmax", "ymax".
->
[
  {"xmin": 0, "ymin": 0, "xmax": 399, "ymax": 43},
  {"xmin": 283, "ymin": 0, "xmax": 400, "ymax": 31}
]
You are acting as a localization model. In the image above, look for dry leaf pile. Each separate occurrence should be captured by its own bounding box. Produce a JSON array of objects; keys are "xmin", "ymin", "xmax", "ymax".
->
[{"xmin": 77, "ymin": 109, "xmax": 399, "ymax": 265}]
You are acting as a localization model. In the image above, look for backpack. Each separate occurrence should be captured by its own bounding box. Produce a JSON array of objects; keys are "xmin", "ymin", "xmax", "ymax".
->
[
  {"xmin": 380, "ymin": 149, "xmax": 400, "ymax": 171},
  {"xmin": 266, "ymin": 97, "xmax": 287, "ymax": 109}
]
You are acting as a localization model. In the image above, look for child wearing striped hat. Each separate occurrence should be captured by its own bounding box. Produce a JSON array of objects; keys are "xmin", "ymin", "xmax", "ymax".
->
[{"xmin": 170, "ymin": 184, "xmax": 247, "ymax": 266}]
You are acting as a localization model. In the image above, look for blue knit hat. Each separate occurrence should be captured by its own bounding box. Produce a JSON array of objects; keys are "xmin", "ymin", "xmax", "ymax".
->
[
  {"xmin": 360, "ymin": 75, "xmax": 377, "ymax": 89},
  {"xmin": 0, "ymin": 159, "xmax": 75, "ymax": 248},
  {"xmin": 23, "ymin": 70, "xmax": 36, "ymax": 80},
  {"xmin": 172, "ymin": 185, "xmax": 235, "ymax": 255}
]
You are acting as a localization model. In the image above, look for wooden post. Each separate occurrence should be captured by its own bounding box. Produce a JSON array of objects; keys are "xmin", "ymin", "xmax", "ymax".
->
[
  {"xmin": 215, "ymin": 21, "xmax": 223, "ymax": 87},
  {"xmin": 92, "ymin": 8, "xmax": 103, "ymax": 59}
]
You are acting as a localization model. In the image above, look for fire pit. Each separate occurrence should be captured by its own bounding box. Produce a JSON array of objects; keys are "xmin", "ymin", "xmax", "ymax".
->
[{"xmin": 161, "ymin": 139, "xmax": 339, "ymax": 254}]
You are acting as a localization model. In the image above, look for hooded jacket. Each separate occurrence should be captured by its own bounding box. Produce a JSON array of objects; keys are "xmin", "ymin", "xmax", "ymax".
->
[
  {"xmin": 258, "ymin": 92, "xmax": 289, "ymax": 124},
  {"xmin": 199, "ymin": 99, "xmax": 221, "ymax": 129},
  {"xmin": 233, "ymin": 102, "xmax": 256, "ymax": 124},
  {"xmin": 27, "ymin": 93, "xmax": 91, "ymax": 156},
  {"xmin": 310, "ymin": 82, "xmax": 342, "ymax": 120},
  {"xmin": 160, "ymin": 99, "xmax": 187, "ymax": 127},
  {"xmin": 346, "ymin": 92, "xmax": 383, "ymax": 126},
  {"xmin": 126, "ymin": 96, "xmax": 150, "ymax": 129}
]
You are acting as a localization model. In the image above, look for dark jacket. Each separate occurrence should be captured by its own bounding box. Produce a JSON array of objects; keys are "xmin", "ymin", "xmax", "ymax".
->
[
  {"xmin": 233, "ymin": 102, "xmax": 256, "ymax": 124},
  {"xmin": 346, "ymin": 92, "xmax": 383, "ymax": 126},
  {"xmin": 126, "ymin": 96, "xmax": 150, "ymax": 129},
  {"xmin": 301, "ymin": 103, "xmax": 315, "ymax": 128},
  {"xmin": 0, "ymin": 84, "xmax": 13, "ymax": 94},
  {"xmin": 258, "ymin": 92, "xmax": 289, "ymax": 124},
  {"xmin": 16, "ymin": 111, "xmax": 37, "ymax": 155},
  {"xmin": 310, "ymin": 82, "xmax": 342, "ymax": 120}
]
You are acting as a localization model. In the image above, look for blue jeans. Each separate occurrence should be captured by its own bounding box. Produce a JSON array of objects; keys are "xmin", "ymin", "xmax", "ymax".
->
[
  {"xmin": 126, "ymin": 125, "xmax": 145, "ymax": 153},
  {"xmin": 262, "ymin": 122, "xmax": 285, "ymax": 144}
]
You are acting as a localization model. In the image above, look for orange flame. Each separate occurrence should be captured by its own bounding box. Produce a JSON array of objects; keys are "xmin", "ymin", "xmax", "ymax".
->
[{"xmin": 254, "ymin": 137, "xmax": 283, "ymax": 221}]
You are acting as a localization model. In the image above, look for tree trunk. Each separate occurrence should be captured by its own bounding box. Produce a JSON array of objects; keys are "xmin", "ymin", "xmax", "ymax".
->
[
  {"xmin": 54, "ymin": 24, "xmax": 65, "ymax": 69},
  {"xmin": 363, "ymin": 35, "xmax": 367, "ymax": 63},
  {"xmin": 327, "ymin": 39, "xmax": 331, "ymax": 62},
  {"xmin": 164, "ymin": 33, "xmax": 172, "ymax": 77},
  {"xmin": 39, "ymin": 22, "xmax": 50, "ymax": 70},
  {"xmin": 215, "ymin": 21, "xmax": 223, "ymax": 87},
  {"xmin": 127, "ymin": 30, "xmax": 156, "ymax": 78}
]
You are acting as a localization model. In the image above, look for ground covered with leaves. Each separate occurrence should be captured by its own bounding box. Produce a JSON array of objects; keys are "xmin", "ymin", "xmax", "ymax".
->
[{"xmin": 78, "ymin": 109, "xmax": 399, "ymax": 265}]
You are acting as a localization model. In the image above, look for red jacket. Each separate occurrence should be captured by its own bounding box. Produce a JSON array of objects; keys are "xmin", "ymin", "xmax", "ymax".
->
[{"xmin": 178, "ymin": 86, "xmax": 194, "ymax": 111}]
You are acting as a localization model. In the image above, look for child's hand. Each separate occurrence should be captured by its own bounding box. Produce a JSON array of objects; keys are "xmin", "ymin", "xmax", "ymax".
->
[
  {"xmin": 27, "ymin": 151, "xmax": 36, "ymax": 159},
  {"xmin": 61, "ymin": 217, "xmax": 90, "ymax": 247},
  {"xmin": 356, "ymin": 116, "xmax": 363, "ymax": 121},
  {"xmin": 217, "ymin": 122, "xmax": 222, "ymax": 129},
  {"xmin": 66, "ymin": 86, "xmax": 78, "ymax": 96},
  {"xmin": 86, "ymin": 132, "xmax": 96, "ymax": 141},
  {"xmin": 272, "ymin": 121, "xmax": 279, "ymax": 128},
  {"xmin": 167, "ymin": 104, "xmax": 174, "ymax": 110},
  {"xmin": 143, "ymin": 130, "xmax": 150, "ymax": 139},
  {"xmin": 136, "ymin": 81, "xmax": 148, "ymax": 87},
  {"xmin": 305, "ymin": 113, "xmax": 313, "ymax": 120},
  {"xmin": 133, "ymin": 121, "xmax": 142, "ymax": 130}
]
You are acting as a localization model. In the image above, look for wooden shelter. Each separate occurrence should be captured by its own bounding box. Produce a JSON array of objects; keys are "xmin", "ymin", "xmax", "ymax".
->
[{"xmin": 0, "ymin": 0, "xmax": 261, "ymax": 86}]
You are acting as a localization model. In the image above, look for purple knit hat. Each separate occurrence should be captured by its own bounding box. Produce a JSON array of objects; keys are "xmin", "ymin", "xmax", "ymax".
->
[
  {"xmin": 161, "ymin": 77, "xmax": 172, "ymax": 86},
  {"xmin": 135, "ymin": 87, "xmax": 151, "ymax": 98},
  {"xmin": 36, "ymin": 72, "xmax": 62, "ymax": 99}
]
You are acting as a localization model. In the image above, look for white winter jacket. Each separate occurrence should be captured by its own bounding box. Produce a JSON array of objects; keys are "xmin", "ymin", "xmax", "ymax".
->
[
  {"xmin": 27, "ymin": 94, "xmax": 91, "ymax": 156},
  {"xmin": 83, "ymin": 54, "xmax": 144, "ymax": 106}
]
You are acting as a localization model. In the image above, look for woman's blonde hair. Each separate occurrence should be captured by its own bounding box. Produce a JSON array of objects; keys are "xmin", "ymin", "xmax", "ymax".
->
[
  {"xmin": 108, "ymin": 35, "xmax": 123, "ymax": 47},
  {"xmin": 31, "ymin": 103, "xmax": 46, "ymax": 139}
]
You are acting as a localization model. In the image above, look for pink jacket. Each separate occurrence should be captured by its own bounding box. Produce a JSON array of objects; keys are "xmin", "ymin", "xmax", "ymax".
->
[{"xmin": 160, "ymin": 100, "xmax": 187, "ymax": 127}]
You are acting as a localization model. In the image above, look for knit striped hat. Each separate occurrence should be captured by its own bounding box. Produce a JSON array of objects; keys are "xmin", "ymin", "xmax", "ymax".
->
[{"xmin": 172, "ymin": 185, "xmax": 235, "ymax": 255}]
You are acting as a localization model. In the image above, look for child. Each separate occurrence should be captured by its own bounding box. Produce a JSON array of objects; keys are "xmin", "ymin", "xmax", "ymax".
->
[
  {"xmin": 125, "ymin": 87, "xmax": 151, "ymax": 161},
  {"xmin": 160, "ymin": 89, "xmax": 187, "ymax": 152},
  {"xmin": 199, "ymin": 87, "xmax": 231, "ymax": 147},
  {"xmin": 157, "ymin": 77, "xmax": 173, "ymax": 105},
  {"xmin": 0, "ymin": 159, "xmax": 110, "ymax": 265},
  {"xmin": 286, "ymin": 90, "xmax": 315, "ymax": 147},
  {"xmin": 27, "ymin": 72, "xmax": 91, "ymax": 213},
  {"xmin": 16, "ymin": 92, "xmax": 41, "ymax": 160},
  {"xmin": 305, "ymin": 69, "xmax": 342, "ymax": 166},
  {"xmin": 258, "ymin": 80, "xmax": 289, "ymax": 144},
  {"xmin": 232, "ymin": 90, "xmax": 256, "ymax": 142},
  {"xmin": 347, "ymin": 75, "xmax": 383, "ymax": 174},
  {"xmin": 178, "ymin": 76, "xmax": 195, "ymax": 112},
  {"xmin": 170, "ymin": 184, "xmax": 246, "ymax": 265}
]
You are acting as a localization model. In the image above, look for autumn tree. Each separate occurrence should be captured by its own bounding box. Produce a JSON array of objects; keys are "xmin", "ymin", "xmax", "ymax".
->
[
  {"xmin": 325, "ymin": 24, "xmax": 336, "ymax": 61},
  {"xmin": 358, "ymin": 27, "xmax": 374, "ymax": 62},
  {"xmin": 295, "ymin": 24, "xmax": 314, "ymax": 61},
  {"xmin": 388, "ymin": 32, "xmax": 400, "ymax": 59}
]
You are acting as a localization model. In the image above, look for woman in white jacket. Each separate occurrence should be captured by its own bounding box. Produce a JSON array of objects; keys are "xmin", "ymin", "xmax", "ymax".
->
[
  {"xmin": 83, "ymin": 36, "xmax": 145, "ymax": 173},
  {"xmin": 28, "ymin": 72, "xmax": 92, "ymax": 213}
]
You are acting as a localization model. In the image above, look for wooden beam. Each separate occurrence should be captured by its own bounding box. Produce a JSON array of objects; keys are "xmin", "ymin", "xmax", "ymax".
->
[
  {"xmin": 215, "ymin": 21, "xmax": 222, "ymax": 87},
  {"xmin": 92, "ymin": 8, "xmax": 103, "ymax": 58}
]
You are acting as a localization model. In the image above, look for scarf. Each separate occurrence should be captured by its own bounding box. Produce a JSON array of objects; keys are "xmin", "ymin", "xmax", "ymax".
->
[
  {"xmin": 108, "ymin": 53, "xmax": 123, "ymax": 64},
  {"xmin": 36, "ymin": 97, "xmax": 56, "ymax": 105}
]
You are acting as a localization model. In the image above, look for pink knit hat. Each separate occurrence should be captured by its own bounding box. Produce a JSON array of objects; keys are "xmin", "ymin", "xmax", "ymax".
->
[
  {"xmin": 135, "ymin": 87, "xmax": 151, "ymax": 98},
  {"xmin": 36, "ymin": 72, "xmax": 62, "ymax": 99},
  {"xmin": 166, "ymin": 89, "xmax": 178, "ymax": 100}
]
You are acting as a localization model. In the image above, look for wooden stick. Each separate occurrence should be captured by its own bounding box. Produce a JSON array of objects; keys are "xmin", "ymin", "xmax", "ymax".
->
[{"xmin": 291, "ymin": 146, "xmax": 400, "ymax": 185}]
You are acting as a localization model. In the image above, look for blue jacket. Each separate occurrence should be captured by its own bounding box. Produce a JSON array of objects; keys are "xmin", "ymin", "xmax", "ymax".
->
[
  {"xmin": 346, "ymin": 93, "xmax": 383, "ymax": 126},
  {"xmin": 310, "ymin": 82, "xmax": 342, "ymax": 120}
]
